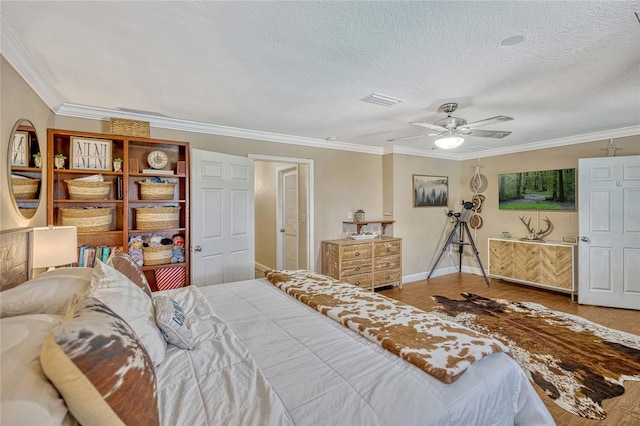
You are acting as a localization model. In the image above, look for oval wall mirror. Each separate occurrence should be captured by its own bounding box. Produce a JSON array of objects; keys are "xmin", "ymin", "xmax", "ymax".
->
[{"xmin": 7, "ymin": 119, "xmax": 42, "ymax": 219}]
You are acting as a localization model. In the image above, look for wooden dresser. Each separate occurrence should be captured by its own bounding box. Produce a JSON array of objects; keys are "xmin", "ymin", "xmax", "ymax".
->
[
  {"xmin": 488, "ymin": 238, "xmax": 576, "ymax": 299},
  {"xmin": 322, "ymin": 237, "xmax": 402, "ymax": 291}
]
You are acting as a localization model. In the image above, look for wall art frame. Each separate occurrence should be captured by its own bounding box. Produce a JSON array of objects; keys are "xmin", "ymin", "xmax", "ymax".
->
[
  {"xmin": 413, "ymin": 174, "xmax": 448, "ymax": 207},
  {"xmin": 11, "ymin": 131, "xmax": 30, "ymax": 167},
  {"xmin": 498, "ymin": 168, "xmax": 576, "ymax": 211},
  {"xmin": 70, "ymin": 137, "xmax": 113, "ymax": 171}
]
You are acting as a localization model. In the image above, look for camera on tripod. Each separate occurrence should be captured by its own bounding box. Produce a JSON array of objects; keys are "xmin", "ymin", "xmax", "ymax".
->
[{"xmin": 447, "ymin": 201, "xmax": 475, "ymax": 222}]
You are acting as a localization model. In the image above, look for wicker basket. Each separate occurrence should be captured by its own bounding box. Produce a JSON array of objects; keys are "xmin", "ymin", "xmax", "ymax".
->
[
  {"xmin": 138, "ymin": 181, "xmax": 176, "ymax": 200},
  {"xmin": 142, "ymin": 245, "xmax": 172, "ymax": 266},
  {"xmin": 12, "ymin": 177, "xmax": 40, "ymax": 200},
  {"xmin": 135, "ymin": 206, "xmax": 180, "ymax": 230},
  {"xmin": 61, "ymin": 207, "xmax": 114, "ymax": 232},
  {"xmin": 66, "ymin": 180, "xmax": 112, "ymax": 200},
  {"xmin": 109, "ymin": 118, "xmax": 150, "ymax": 138},
  {"xmin": 19, "ymin": 208, "xmax": 37, "ymax": 218}
]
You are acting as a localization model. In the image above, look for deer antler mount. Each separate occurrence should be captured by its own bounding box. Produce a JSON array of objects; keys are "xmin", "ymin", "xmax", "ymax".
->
[{"xmin": 519, "ymin": 215, "xmax": 553, "ymax": 241}]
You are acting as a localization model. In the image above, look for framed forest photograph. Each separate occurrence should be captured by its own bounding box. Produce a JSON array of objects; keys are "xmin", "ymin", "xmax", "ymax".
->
[
  {"xmin": 498, "ymin": 168, "xmax": 576, "ymax": 210},
  {"xmin": 413, "ymin": 175, "xmax": 448, "ymax": 207}
]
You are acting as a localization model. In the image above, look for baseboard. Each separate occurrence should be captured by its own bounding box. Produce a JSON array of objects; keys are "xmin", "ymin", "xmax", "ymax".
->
[
  {"xmin": 402, "ymin": 265, "xmax": 484, "ymax": 284},
  {"xmin": 254, "ymin": 261, "xmax": 272, "ymax": 277}
]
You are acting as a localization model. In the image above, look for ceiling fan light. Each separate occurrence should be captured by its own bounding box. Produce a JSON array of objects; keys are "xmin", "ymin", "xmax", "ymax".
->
[{"xmin": 435, "ymin": 135, "xmax": 464, "ymax": 149}]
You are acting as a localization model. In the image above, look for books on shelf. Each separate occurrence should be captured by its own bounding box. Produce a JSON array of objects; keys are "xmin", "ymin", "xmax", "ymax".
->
[
  {"xmin": 76, "ymin": 245, "xmax": 122, "ymax": 268},
  {"xmin": 142, "ymin": 169, "xmax": 174, "ymax": 175}
]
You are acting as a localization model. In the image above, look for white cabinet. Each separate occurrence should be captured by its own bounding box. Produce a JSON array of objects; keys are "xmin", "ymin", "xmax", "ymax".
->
[{"xmin": 488, "ymin": 238, "xmax": 576, "ymax": 299}]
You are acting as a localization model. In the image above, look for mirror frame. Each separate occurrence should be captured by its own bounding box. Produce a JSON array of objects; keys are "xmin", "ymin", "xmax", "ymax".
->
[{"xmin": 7, "ymin": 118, "xmax": 42, "ymax": 219}]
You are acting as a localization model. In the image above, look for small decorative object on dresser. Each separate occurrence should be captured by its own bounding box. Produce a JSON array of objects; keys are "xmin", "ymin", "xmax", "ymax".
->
[{"xmin": 354, "ymin": 209, "xmax": 365, "ymax": 222}]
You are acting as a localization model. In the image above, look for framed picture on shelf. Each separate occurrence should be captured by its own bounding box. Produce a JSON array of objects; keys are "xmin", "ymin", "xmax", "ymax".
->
[
  {"xmin": 70, "ymin": 137, "xmax": 112, "ymax": 171},
  {"xmin": 11, "ymin": 131, "xmax": 30, "ymax": 167},
  {"xmin": 413, "ymin": 175, "xmax": 448, "ymax": 207}
]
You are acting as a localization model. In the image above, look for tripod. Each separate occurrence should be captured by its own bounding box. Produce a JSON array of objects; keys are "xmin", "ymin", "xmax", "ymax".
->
[{"xmin": 427, "ymin": 209, "xmax": 490, "ymax": 286}]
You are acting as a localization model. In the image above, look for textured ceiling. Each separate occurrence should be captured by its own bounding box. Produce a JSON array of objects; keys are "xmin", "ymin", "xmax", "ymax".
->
[{"xmin": 1, "ymin": 1, "xmax": 639, "ymax": 159}]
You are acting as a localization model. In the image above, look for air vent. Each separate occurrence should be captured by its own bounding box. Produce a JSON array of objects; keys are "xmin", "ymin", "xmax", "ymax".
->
[{"xmin": 361, "ymin": 92, "xmax": 403, "ymax": 107}]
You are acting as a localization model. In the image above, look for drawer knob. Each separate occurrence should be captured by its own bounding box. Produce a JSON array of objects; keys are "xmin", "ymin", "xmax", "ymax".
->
[
  {"xmin": 386, "ymin": 262, "xmax": 390, "ymax": 267},
  {"xmin": 355, "ymin": 281, "xmax": 360, "ymax": 286},
  {"xmin": 385, "ymin": 275, "xmax": 390, "ymax": 280},
  {"xmin": 355, "ymin": 266, "xmax": 360, "ymax": 271},
  {"xmin": 355, "ymin": 252, "xmax": 360, "ymax": 256},
  {"xmin": 385, "ymin": 248, "xmax": 391, "ymax": 252}
]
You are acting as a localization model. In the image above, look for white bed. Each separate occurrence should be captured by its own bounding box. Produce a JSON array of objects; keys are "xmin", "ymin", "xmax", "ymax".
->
[
  {"xmin": 0, "ymin": 228, "xmax": 554, "ymax": 425},
  {"xmin": 195, "ymin": 278, "xmax": 553, "ymax": 425}
]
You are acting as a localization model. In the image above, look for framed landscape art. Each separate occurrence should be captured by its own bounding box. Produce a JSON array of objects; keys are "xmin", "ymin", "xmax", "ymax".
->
[
  {"xmin": 498, "ymin": 168, "xmax": 576, "ymax": 210},
  {"xmin": 413, "ymin": 175, "xmax": 448, "ymax": 207}
]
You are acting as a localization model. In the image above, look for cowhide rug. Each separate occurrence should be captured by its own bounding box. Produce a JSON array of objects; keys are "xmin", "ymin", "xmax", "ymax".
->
[{"xmin": 432, "ymin": 293, "xmax": 640, "ymax": 419}]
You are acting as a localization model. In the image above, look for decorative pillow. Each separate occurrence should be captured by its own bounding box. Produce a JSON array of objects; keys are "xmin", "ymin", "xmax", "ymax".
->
[
  {"xmin": 0, "ymin": 267, "xmax": 93, "ymax": 318},
  {"xmin": 1, "ymin": 314, "xmax": 70, "ymax": 426},
  {"xmin": 153, "ymin": 295, "xmax": 194, "ymax": 350},
  {"xmin": 106, "ymin": 249, "xmax": 153, "ymax": 297},
  {"xmin": 40, "ymin": 296, "xmax": 159, "ymax": 426},
  {"xmin": 88, "ymin": 261, "xmax": 167, "ymax": 366}
]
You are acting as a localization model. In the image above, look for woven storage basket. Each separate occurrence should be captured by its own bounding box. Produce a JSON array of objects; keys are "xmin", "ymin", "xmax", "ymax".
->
[
  {"xmin": 61, "ymin": 207, "xmax": 114, "ymax": 232},
  {"xmin": 109, "ymin": 118, "xmax": 150, "ymax": 138},
  {"xmin": 19, "ymin": 208, "xmax": 37, "ymax": 218},
  {"xmin": 66, "ymin": 180, "xmax": 112, "ymax": 200},
  {"xmin": 138, "ymin": 181, "xmax": 176, "ymax": 200},
  {"xmin": 143, "ymin": 245, "xmax": 172, "ymax": 266},
  {"xmin": 135, "ymin": 206, "xmax": 180, "ymax": 229},
  {"xmin": 12, "ymin": 178, "xmax": 40, "ymax": 199}
]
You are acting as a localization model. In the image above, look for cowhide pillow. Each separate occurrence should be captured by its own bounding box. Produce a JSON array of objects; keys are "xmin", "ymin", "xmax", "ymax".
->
[
  {"xmin": 107, "ymin": 249, "xmax": 153, "ymax": 297},
  {"xmin": 88, "ymin": 260, "xmax": 167, "ymax": 366},
  {"xmin": 153, "ymin": 295, "xmax": 194, "ymax": 350},
  {"xmin": 40, "ymin": 295, "xmax": 159, "ymax": 426}
]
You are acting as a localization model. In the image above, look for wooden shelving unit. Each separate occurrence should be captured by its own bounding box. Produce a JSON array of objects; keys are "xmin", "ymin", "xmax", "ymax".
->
[{"xmin": 46, "ymin": 128, "xmax": 190, "ymax": 290}]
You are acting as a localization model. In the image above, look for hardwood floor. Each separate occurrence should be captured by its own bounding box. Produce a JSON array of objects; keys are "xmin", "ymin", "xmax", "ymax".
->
[{"xmin": 379, "ymin": 273, "xmax": 640, "ymax": 426}]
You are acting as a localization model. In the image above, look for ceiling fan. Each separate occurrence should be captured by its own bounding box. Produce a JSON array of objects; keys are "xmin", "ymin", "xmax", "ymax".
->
[{"xmin": 387, "ymin": 102, "xmax": 513, "ymax": 149}]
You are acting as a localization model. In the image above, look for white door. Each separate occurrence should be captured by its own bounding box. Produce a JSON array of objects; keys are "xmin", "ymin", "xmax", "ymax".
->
[
  {"xmin": 191, "ymin": 149, "xmax": 254, "ymax": 286},
  {"xmin": 578, "ymin": 155, "xmax": 640, "ymax": 309},
  {"xmin": 277, "ymin": 166, "xmax": 298, "ymax": 269}
]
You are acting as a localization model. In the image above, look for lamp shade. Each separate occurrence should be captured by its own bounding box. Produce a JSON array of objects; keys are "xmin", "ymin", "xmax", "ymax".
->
[
  {"xmin": 435, "ymin": 135, "xmax": 464, "ymax": 149},
  {"xmin": 32, "ymin": 226, "xmax": 78, "ymax": 268}
]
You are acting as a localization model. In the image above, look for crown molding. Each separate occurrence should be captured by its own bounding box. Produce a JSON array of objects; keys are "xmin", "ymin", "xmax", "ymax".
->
[
  {"xmin": 457, "ymin": 126, "xmax": 640, "ymax": 160},
  {"xmin": 55, "ymin": 103, "xmax": 384, "ymax": 155},
  {"xmin": 0, "ymin": 21, "xmax": 63, "ymax": 110},
  {"xmin": 384, "ymin": 145, "xmax": 461, "ymax": 160}
]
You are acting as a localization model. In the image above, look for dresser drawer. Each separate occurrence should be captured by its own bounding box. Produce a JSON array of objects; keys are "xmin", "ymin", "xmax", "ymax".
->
[
  {"xmin": 341, "ymin": 259, "xmax": 372, "ymax": 277},
  {"xmin": 342, "ymin": 273, "xmax": 372, "ymax": 289},
  {"xmin": 374, "ymin": 240, "xmax": 401, "ymax": 257},
  {"xmin": 341, "ymin": 243, "xmax": 372, "ymax": 261},
  {"xmin": 373, "ymin": 269, "xmax": 401, "ymax": 287},
  {"xmin": 374, "ymin": 255, "xmax": 400, "ymax": 271}
]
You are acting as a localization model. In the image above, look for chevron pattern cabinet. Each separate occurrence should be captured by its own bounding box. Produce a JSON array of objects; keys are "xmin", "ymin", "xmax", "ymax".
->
[{"xmin": 488, "ymin": 238, "xmax": 576, "ymax": 300}]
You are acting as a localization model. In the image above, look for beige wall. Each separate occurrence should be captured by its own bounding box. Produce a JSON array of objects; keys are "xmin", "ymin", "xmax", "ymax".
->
[
  {"xmin": 387, "ymin": 154, "xmax": 462, "ymax": 278},
  {"xmin": 459, "ymin": 136, "xmax": 640, "ymax": 269},
  {"xmin": 1, "ymin": 56, "xmax": 54, "ymax": 230}
]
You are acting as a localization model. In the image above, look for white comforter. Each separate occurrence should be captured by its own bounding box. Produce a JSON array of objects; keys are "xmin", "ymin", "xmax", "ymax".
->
[
  {"xmin": 197, "ymin": 279, "xmax": 555, "ymax": 426},
  {"xmin": 154, "ymin": 285, "xmax": 293, "ymax": 426}
]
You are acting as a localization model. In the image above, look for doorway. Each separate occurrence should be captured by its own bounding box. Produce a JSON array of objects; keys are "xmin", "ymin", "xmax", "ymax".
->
[{"xmin": 251, "ymin": 155, "xmax": 314, "ymax": 276}]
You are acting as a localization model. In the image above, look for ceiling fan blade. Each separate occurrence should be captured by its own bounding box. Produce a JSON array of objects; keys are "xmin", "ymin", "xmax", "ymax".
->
[
  {"xmin": 462, "ymin": 115, "xmax": 513, "ymax": 129},
  {"xmin": 410, "ymin": 122, "xmax": 447, "ymax": 132},
  {"xmin": 465, "ymin": 129, "xmax": 512, "ymax": 138},
  {"xmin": 386, "ymin": 133, "xmax": 428, "ymax": 142}
]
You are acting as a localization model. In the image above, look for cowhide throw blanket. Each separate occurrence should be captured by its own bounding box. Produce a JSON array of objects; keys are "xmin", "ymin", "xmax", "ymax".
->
[
  {"xmin": 264, "ymin": 270, "xmax": 508, "ymax": 384},
  {"xmin": 432, "ymin": 293, "xmax": 640, "ymax": 419}
]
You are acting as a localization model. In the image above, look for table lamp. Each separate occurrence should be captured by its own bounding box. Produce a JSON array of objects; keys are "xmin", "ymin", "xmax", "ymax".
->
[{"xmin": 32, "ymin": 226, "xmax": 78, "ymax": 270}]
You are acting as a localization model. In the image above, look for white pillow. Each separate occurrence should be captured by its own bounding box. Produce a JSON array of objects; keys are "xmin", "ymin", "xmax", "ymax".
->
[
  {"xmin": 0, "ymin": 268, "xmax": 93, "ymax": 318},
  {"xmin": 153, "ymin": 295, "xmax": 194, "ymax": 350},
  {"xmin": 1, "ymin": 314, "xmax": 70, "ymax": 426},
  {"xmin": 88, "ymin": 261, "xmax": 167, "ymax": 366}
]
